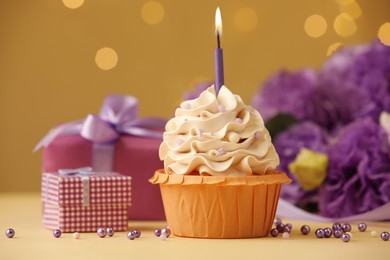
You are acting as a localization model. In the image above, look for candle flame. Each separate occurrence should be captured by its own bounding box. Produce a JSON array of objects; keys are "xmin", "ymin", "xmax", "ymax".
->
[{"xmin": 215, "ymin": 7, "xmax": 222, "ymax": 36}]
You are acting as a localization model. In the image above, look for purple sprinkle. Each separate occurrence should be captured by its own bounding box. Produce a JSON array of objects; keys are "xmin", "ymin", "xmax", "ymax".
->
[
  {"xmin": 133, "ymin": 229, "xmax": 141, "ymax": 238},
  {"xmin": 5, "ymin": 228, "xmax": 15, "ymax": 238},
  {"xmin": 341, "ymin": 233, "xmax": 351, "ymax": 242},
  {"xmin": 106, "ymin": 227, "xmax": 115, "ymax": 237},
  {"xmin": 97, "ymin": 227, "xmax": 106, "ymax": 238},
  {"xmin": 177, "ymin": 138, "xmax": 185, "ymax": 146},
  {"xmin": 161, "ymin": 228, "xmax": 171, "ymax": 238},
  {"xmin": 283, "ymin": 226, "xmax": 291, "ymax": 234},
  {"xmin": 276, "ymin": 223, "xmax": 285, "ymax": 233},
  {"xmin": 127, "ymin": 231, "xmax": 136, "ymax": 240},
  {"xmin": 332, "ymin": 222, "xmax": 342, "ymax": 231},
  {"xmin": 218, "ymin": 105, "xmax": 225, "ymax": 112},
  {"xmin": 53, "ymin": 229, "xmax": 62, "ymax": 238},
  {"xmin": 333, "ymin": 229, "xmax": 342, "ymax": 238},
  {"xmin": 324, "ymin": 228, "xmax": 332, "ymax": 238},
  {"xmin": 358, "ymin": 223, "xmax": 367, "ymax": 232},
  {"xmin": 300, "ymin": 225, "xmax": 311, "ymax": 235},
  {"xmin": 270, "ymin": 228, "xmax": 279, "ymax": 237},
  {"xmin": 381, "ymin": 231, "xmax": 389, "ymax": 241},
  {"xmin": 315, "ymin": 228, "xmax": 325, "ymax": 238},
  {"xmin": 154, "ymin": 229, "xmax": 161, "ymax": 237},
  {"xmin": 273, "ymin": 217, "xmax": 282, "ymax": 226},
  {"xmin": 235, "ymin": 118, "xmax": 243, "ymax": 124},
  {"xmin": 342, "ymin": 223, "xmax": 352, "ymax": 233}
]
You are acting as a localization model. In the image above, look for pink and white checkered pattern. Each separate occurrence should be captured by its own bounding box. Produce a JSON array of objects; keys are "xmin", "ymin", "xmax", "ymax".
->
[{"xmin": 42, "ymin": 172, "xmax": 131, "ymax": 232}]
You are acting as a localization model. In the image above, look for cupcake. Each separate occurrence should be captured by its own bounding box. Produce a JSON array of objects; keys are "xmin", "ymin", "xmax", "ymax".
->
[{"xmin": 150, "ymin": 86, "xmax": 291, "ymax": 238}]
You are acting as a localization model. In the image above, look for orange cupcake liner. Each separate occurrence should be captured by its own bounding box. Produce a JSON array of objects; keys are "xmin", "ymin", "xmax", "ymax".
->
[{"xmin": 150, "ymin": 170, "xmax": 291, "ymax": 238}]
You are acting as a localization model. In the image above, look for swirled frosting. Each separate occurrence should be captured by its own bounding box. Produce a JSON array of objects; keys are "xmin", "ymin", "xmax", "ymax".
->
[{"xmin": 159, "ymin": 86, "xmax": 279, "ymax": 176}]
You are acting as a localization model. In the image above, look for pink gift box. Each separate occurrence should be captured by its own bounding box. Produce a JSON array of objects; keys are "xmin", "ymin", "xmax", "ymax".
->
[
  {"xmin": 36, "ymin": 94, "xmax": 167, "ymax": 220},
  {"xmin": 41, "ymin": 171, "xmax": 131, "ymax": 232},
  {"xmin": 42, "ymin": 134, "xmax": 165, "ymax": 220}
]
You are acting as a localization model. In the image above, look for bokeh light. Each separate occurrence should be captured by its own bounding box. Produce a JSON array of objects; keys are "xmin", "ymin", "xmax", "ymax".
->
[
  {"xmin": 378, "ymin": 22, "xmax": 390, "ymax": 46},
  {"xmin": 326, "ymin": 42, "xmax": 343, "ymax": 56},
  {"xmin": 304, "ymin": 15, "xmax": 327, "ymax": 38},
  {"xmin": 339, "ymin": 1, "xmax": 362, "ymax": 20},
  {"xmin": 234, "ymin": 7, "xmax": 258, "ymax": 32},
  {"xmin": 62, "ymin": 0, "xmax": 84, "ymax": 9},
  {"xmin": 334, "ymin": 13, "xmax": 357, "ymax": 37},
  {"xmin": 141, "ymin": 1, "xmax": 165, "ymax": 25},
  {"xmin": 95, "ymin": 47, "xmax": 118, "ymax": 70},
  {"xmin": 335, "ymin": 0, "xmax": 355, "ymax": 6}
]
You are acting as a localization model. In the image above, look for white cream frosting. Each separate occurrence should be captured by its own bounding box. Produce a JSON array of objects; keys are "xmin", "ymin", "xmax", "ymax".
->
[{"xmin": 159, "ymin": 86, "xmax": 279, "ymax": 176}]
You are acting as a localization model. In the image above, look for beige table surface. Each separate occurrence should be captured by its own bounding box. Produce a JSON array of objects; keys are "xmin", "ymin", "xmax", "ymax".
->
[{"xmin": 0, "ymin": 193, "xmax": 389, "ymax": 260}]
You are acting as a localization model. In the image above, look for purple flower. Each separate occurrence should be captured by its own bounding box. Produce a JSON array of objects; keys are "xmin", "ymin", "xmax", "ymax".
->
[
  {"xmin": 274, "ymin": 122, "xmax": 328, "ymax": 207},
  {"xmin": 183, "ymin": 82, "xmax": 212, "ymax": 101},
  {"xmin": 320, "ymin": 118, "xmax": 390, "ymax": 218},
  {"xmin": 252, "ymin": 69, "xmax": 333, "ymax": 129},
  {"xmin": 319, "ymin": 41, "xmax": 390, "ymax": 126}
]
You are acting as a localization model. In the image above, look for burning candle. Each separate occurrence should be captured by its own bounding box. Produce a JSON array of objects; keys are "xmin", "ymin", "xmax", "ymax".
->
[{"xmin": 214, "ymin": 7, "xmax": 224, "ymax": 94}]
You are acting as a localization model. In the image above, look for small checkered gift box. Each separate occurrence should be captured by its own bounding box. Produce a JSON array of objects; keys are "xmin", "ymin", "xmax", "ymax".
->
[{"xmin": 42, "ymin": 168, "xmax": 132, "ymax": 232}]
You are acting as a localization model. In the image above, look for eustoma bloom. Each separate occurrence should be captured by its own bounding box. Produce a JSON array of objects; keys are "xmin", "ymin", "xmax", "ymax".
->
[{"xmin": 252, "ymin": 40, "xmax": 390, "ymax": 219}]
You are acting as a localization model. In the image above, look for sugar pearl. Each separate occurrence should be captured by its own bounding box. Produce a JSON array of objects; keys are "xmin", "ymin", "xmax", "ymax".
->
[
  {"xmin": 342, "ymin": 223, "xmax": 352, "ymax": 233},
  {"xmin": 53, "ymin": 229, "xmax": 62, "ymax": 238},
  {"xmin": 370, "ymin": 230, "xmax": 378, "ymax": 237},
  {"xmin": 106, "ymin": 228, "xmax": 115, "ymax": 237},
  {"xmin": 276, "ymin": 223, "xmax": 285, "ymax": 233},
  {"xmin": 133, "ymin": 229, "xmax": 141, "ymax": 238},
  {"xmin": 273, "ymin": 217, "xmax": 282, "ymax": 226},
  {"xmin": 358, "ymin": 223, "xmax": 367, "ymax": 232},
  {"xmin": 270, "ymin": 228, "xmax": 279, "ymax": 237},
  {"xmin": 341, "ymin": 233, "xmax": 351, "ymax": 242},
  {"xmin": 160, "ymin": 233, "xmax": 167, "ymax": 241},
  {"xmin": 177, "ymin": 138, "xmax": 185, "ymax": 146},
  {"xmin": 97, "ymin": 227, "xmax": 107, "ymax": 238},
  {"xmin": 217, "ymin": 148, "xmax": 226, "ymax": 156},
  {"xmin": 324, "ymin": 228, "xmax": 332, "ymax": 238},
  {"xmin": 345, "ymin": 232, "xmax": 353, "ymax": 239},
  {"xmin": 161, "ymin": 228, "xmax": 171, "ymax": 238},
  {"xmin": 283, "ymin": 226, "xmax": 291, "ymax": 234},
  {"xmin": 5, "ymin": 228, "xmax": 15, "ymax": 238},
  {"xmin": 381, "ymin": 231, "xmax": 389, "ymax": 241},
  {"xmin": 196, "ymin": 128, "xmax": 203, "ymax": 137},
  {"xmin": 332, "ymin": 222, "xmax": 342, "ymax": 231},
  {"xmin": 227, "ymin": 132, "xmax": 240, "ymax": 143},
  {"xmin": 315, "ymin": 228, "xmax": 325, "ymax": 238},
  {"xmin": 127, "ymin": 231, "xmax": 136, "ymax": 240},
  {"xmin": 73, "ymin": 232, "xmax": 80, "ymax": 239},
  {"xmin": 300, "ymin": 225, "xmax": 310, "ymax": 235},
  {"xmin": 282, "ymin": 232, "xmax": 290, "ymax": 239},
  {"xmin": 333, "ymin": 229, "xmax": 342, "ymax": 238},
  {"xmin": 154, "ymin": 229, "xmax": 161, "ymax": 237},
  {"xmin": 235, "ymin": 118, "xmax": 243, "ymax": 124}
]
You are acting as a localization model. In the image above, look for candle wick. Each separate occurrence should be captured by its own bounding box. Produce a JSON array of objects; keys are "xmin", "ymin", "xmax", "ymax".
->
[{"xmin": 217, "ymin": 32, "xmax": 221, "ymax": 49}]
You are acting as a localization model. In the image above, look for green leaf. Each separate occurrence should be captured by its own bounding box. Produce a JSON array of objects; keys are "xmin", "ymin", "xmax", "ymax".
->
[{"xmin": 265, "ymin": 113, "xmax": 299, "ymax": 139}]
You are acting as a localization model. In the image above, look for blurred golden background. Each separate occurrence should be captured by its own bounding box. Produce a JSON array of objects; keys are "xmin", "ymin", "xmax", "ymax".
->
[{"xmin": 0, "ymin": 0, "xmax": 389, "ymax": 192}]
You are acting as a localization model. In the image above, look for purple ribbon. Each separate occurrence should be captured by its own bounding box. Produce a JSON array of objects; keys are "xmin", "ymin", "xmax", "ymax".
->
[{"xmin": 34, "ymin": 95, "xmax": 166, "ymax": 171}]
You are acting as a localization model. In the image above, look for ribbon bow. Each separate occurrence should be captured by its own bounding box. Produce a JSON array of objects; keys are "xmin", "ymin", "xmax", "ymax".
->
[
  {"xmin": 34, "ymin": 95, "xmax": 166, "ymax": 151},
  {"xmin": 57, "ymin": 167, "xmax": 95, "ymax": 207},
  {"xmin": 58, "ymin": 167, "xmax": 94, "ymax": 176}
]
